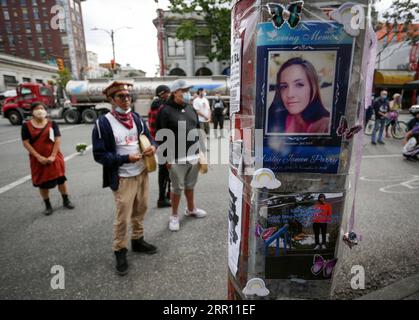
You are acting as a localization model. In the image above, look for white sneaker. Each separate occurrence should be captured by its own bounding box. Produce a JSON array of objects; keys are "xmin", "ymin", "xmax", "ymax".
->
[
  {"xmin": 185, "ymin": 207, "xmax": 207, "ymax": 218},
  {"xmin": 169, "ymin": 215, "xmax": 180, "ymax": 231},
  {"xmin": 321, "ymin": 244, "xmax": 327, "ymax": 250},
  {"xmin": 314, "ymin": 245, "xmax": 321, "ymax": 250}
]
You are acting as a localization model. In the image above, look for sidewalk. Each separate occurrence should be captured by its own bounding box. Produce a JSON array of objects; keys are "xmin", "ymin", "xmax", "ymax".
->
[{"xmin": 357, "ymin": 273, "xmax": 419, "ymax": 300}]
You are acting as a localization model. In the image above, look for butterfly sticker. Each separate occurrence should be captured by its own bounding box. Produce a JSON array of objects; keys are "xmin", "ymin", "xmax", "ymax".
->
[
  {"xmin": 255, "ymin": 224, "xmax": 278, "ymax": 241},
  {"xmin": 336, "ymin": 116, "xmax": 362, "ymax": 140},
  {"xmin": 311, "ymin": 254, "xmax": 337, "ymax": 278},
  {"xmin": 267, "ymin": 1, "xmax": 304, "ymax": 29}
]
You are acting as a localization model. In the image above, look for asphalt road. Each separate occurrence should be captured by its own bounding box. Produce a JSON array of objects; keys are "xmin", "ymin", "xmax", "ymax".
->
[{"xmin": 0, "ymin": 116, "xmax": 417, "ymax": 300}]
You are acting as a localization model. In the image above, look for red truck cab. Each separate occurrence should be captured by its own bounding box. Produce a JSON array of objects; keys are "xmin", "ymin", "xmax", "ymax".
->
[{"xmin": 2, "ymin": 83, "xmax": 55, "ymax": 125}]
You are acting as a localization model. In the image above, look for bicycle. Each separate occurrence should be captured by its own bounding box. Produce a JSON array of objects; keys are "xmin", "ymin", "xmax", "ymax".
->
[{"xmin": 364, "ymin": 112, "xmax": 408, "ymax": 140}]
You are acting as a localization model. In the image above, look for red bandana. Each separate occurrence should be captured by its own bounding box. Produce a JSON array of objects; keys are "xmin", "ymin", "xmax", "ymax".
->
[{"xmin": 111, "ymin": 111, "xmax": 134, "ymax": 130}]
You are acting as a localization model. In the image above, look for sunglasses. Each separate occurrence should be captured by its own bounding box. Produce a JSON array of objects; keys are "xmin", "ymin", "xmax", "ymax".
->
[{"xmin": 116, "ymin": 94, "xmax": 131, "ymax": 100}]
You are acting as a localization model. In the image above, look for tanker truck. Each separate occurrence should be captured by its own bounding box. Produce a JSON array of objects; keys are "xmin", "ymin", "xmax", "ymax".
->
[{"xmin": 1, "ymin": 76, "xmax": 230, "ymax": 125}]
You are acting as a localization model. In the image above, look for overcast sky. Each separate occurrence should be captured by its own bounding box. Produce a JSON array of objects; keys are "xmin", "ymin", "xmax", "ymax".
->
[
  {"xmin": 82, "ymin": 0, "xmax": 172, "ymax": 76},
  {"xmin": 81, "ymin": 0, "xmax": 394, "ymax": 77}
]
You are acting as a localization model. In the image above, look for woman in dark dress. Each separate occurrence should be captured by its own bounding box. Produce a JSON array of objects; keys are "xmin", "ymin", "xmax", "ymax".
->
[{"xmin": 21, "ymin": 102, "xmax": 75, "ymax": 215}]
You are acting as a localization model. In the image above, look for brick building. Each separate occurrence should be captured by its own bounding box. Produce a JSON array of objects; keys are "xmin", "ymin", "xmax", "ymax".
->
[{"xmin": 0, "ymin": 0, "xmax": 88, "ymax": 79}]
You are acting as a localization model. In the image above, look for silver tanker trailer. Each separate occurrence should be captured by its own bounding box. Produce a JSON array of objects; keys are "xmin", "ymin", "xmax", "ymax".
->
[{"xmin": 58, "ymin": 76, "xmax": 230, "ymax": 124}]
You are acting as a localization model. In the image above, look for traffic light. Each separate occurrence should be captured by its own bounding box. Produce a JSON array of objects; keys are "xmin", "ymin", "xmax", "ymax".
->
[
  {"xmin": 110, "ymin": 59, "xmax": 116, "ymax": 70},
  {"xmin": 56, "ymin": 58, "xmax": 65, "ymax": 71}
]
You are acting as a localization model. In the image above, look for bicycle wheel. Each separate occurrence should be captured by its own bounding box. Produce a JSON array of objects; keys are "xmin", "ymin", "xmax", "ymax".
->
[
  {"xmin": 391, "ymin": 121, "xmax": 408, "ymax": 140},
  {"xmin": 364, "ymin": 119, "xmax": 374, "ymax": 136}
]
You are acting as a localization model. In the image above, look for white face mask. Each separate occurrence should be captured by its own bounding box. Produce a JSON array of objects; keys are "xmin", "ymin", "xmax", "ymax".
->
[{"xmin": 33, "ymin": 109, "xmax": 47, "ymax": 119}]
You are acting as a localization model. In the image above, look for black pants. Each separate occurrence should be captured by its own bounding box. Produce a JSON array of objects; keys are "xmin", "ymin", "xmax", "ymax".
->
[
  {"xmin": 158, "ymin": 164, "xmax": 171, "ymax": 201},
  {"xmin": 313, "ymin": 223, "xmax": 327, "ymax": 245},
  {"xmin": 213, "ymin": 113, "xmax": 224, "ymax": 130}
]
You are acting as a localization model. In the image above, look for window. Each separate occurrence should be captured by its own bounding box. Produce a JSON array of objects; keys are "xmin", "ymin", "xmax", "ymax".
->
[
  {"xmin": 22, "ymin": 8, "xmax": 28, "ymax": 19},
  {"xmin": 169, "ymin": 68, "xmax": 186, "ymax": 76},
  {"xmin": 33, "ymin": 7, "xmax": 39, "ymax": 19},
  {"xmin": 5, "ymin": 22, "xmax": 12, "ymax": 33},
  {"xmin": 22, "ymin": 77, "xmax": 31, "ymax": 83},
  {"xmin": 167, "ymin": 37, "xmax": 184, "ymax": 56},
  {"xmin": 25, "ymin": 22, "xmax": 31, "ymax": 33},
  {"xmin": 35, "ymin": 23, "xmax": 41, "ymax": 32},
  {"xmin": 195, "ymin": 36, "xmax": 211, "ymax": 56},
  {"xmin": 46, "ymin": 34, "xmax": 52, "ymax": 43},
  {"xmin": 37, "ymin": 36, "xmax": 43, "ymax": 46},
  {"xmin": 14, "ymin": 22, "xmax": 20, "ymax": 32},
  {"xmin": 20, "ymin": 0, "xmax": 27, "ymax": 5},
  {"xmin": 32, "ymin": 0, "xmax": 38, "ymax": 6},
  {"xmin": 61, "ymin": 36, "xmax": 68, "ymax": 45},
  {"xmin": 26, "ymin": 35, "xmax": 33, "ymax": 47},
  {"xmin": 40, "ymin": 87, "xmax": 52, "ymax": 96},
  {"xmin": 36, "ymin": 79, "xmax": 44, "ymax": 84},
  {"xmin": 44, "ymin": 22, "xmax": 49, "ymax": 31},
  {"xmin": 1, "ymin": 0, "xmax": 8, "ymax": 6},
  {"xmin": 3, "ymin": 9, "xmax": 9, "ymax": 20},
  {"xmin": 4, "ymin": 75, "xmax": 18, "ymax": 85},
  {"xmin": 29, "ymin": 48, "xmax": 35, "ymax": 57},
  {"xmin": 8, "ymin": 35, "xmax": 15, "ymax": 47},
  {"xmin": 40, "ymin": 48, "xmax": 46, "ymax": 57}
]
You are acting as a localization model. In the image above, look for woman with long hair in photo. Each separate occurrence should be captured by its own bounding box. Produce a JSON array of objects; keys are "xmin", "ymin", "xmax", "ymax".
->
[
  {"xmin": 267, "ymin": 57, "xmax": 330, "ymax": 134},
  {"xmin": 21, "ymin": 102, "xmax": 75, "ymax": 216}
]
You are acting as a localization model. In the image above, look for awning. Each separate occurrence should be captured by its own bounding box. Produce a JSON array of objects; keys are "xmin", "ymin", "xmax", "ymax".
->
[
  {"xmin": 374, "ymin": 70, "xmax": 416, "ymax": 87},
  {"xmin": 403, "ymin": 80, "xmax": 419, "ymax": 90}
]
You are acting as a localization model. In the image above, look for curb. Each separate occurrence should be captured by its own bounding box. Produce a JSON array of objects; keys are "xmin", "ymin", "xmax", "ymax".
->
[{"xmin": 357, "ymin": 273, "xmax": 419, "ymax": 300}]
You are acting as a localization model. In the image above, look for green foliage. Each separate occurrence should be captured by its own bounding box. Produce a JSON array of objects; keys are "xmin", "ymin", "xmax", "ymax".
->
[
  {"xmin": 381, "ymin": 0, "xmax": 419, "ymax": 46},
  {"xmin": 169, "ymin": 0, "xmax": 231, "ymax": 62},
  {"xmin": 76, "ymin": 143, "xmax": 87, "ymax": 153},
  {"xmin": 54, "ymin": 68, "xmax": 73, "ymax": 87}
]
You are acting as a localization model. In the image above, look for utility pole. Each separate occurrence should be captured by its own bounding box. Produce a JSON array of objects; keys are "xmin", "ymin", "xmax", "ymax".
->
[{"xmin": 91, "ymin": 26, "xmax": 132, "ymax": 77}]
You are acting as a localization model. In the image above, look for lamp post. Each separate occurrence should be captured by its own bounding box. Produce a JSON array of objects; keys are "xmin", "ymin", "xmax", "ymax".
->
[{"xmin": 91, "ymin": 26, "xmax": 132, "ymax": 77}]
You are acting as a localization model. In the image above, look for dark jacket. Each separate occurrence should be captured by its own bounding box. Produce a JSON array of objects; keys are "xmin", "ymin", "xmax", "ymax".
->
[
  {"xmin": 373, "ymin": 97, "xmax": 389, "ymax": 119},
  {"xmin": 92, "ymin": 112, "xmax": 157, "ymax": 191},
  {"xmin": 156, "ymin": 96, "xmax": 202, "ymax": 163},
  {"xmin": 148, "ymin": 97, "xmax": 165, "ymax": 139}
]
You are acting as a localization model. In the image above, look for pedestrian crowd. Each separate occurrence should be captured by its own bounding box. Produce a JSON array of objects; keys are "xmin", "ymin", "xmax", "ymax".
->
[{"xmin": 21, "ymin": 79, "xmax": 227, "ymax": 276}]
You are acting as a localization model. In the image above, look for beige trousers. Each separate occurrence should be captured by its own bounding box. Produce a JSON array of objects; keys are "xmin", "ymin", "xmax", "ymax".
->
[{"xmin": 112, "ymin": 170, "xmax": 149, "ymax": 252}]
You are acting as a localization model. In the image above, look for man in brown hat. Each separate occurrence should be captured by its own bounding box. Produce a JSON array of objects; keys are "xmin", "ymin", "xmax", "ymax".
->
[{"xmin": 92, "ymin": 81, "xmax": 158, "ymax": 276}]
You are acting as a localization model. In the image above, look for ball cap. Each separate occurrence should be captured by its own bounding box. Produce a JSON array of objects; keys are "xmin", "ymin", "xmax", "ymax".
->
[
  {"xmin": 171, "ymin": 79, "xmax": 193, "ymax": 93},
  {"xmin": 103, "ymin": 81, "xmax": 134, "ymax": 97}
]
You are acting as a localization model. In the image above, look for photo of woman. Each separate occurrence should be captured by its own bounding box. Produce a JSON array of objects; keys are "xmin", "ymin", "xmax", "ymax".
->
[{"xmin": 266, "ymin": 56, "xmax": 333, "ymax": 135}]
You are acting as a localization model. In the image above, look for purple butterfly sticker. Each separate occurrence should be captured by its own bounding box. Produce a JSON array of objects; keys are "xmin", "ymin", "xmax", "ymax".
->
[
  {"xmin": 311, "ymin": 254, "xmax": 338, "ymax": 278},
  {"xmin": 336, "ymin": 116, "xmax": 362, "ymax": 140}
]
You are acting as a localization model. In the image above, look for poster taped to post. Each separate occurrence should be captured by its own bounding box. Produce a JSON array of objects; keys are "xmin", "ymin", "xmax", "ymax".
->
[{"xmin": 255, "ymin": 21, "xmax": 355, "ymax": 174}]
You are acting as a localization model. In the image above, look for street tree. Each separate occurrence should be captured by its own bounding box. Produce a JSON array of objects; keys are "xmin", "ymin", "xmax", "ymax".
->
[
  {"xmin": 53, "ymin": 68, "xmax": 72, "ymax": 88},
  {"xmin": 168, "ymin": 0, "xmax": 231, "ymax": 62},
  {"xmin": 375, "ymin": 0, "xmax": 419, "ymax": 74}
]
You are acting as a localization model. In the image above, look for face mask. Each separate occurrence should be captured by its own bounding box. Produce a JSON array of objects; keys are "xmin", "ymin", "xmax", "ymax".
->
[
  {"xmin": 115, "ymin": 107, "xmax": 131, "ymax": 114},
  {"xmin": 381, "ymin": 95, "xmax": 387, "ymax": 100},
  {"xmin": 33, "ymin": 109, "xmax": 47, "ymax": 119},
  {"xmin": 182, "ymin": 92, "xmax": 191, "ymax": 104}
]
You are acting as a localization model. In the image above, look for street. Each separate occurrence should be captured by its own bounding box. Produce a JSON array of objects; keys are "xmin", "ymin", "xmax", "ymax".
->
[{"xmin": 0, "ymin": 116, "xmax": 418, "ymax": 299}]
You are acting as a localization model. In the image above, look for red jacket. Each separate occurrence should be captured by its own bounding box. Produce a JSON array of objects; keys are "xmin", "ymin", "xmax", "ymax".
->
[{"xmin": 312, "ymin": 202, "xmax": 332, "ymax": 223}]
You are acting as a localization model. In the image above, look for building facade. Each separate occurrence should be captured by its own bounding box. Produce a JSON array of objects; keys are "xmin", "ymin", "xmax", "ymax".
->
[
  {"xmin": 86, "ymin": 51, "xmax": 107, "ymax": 79},
  {"xmin": 0, "ymin": 0, "xmax": 88, "ymax": 79},
  {"xmin": 0, "ymin": 52, "xmax": 58, "ymax": 91},
  {"xmin": 118, "ymin": 64, "xmax": 146, "ymax": 78},
  {"xmin": 153, "ymin": 9, "xmax": 230, "ymax": 77}
]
